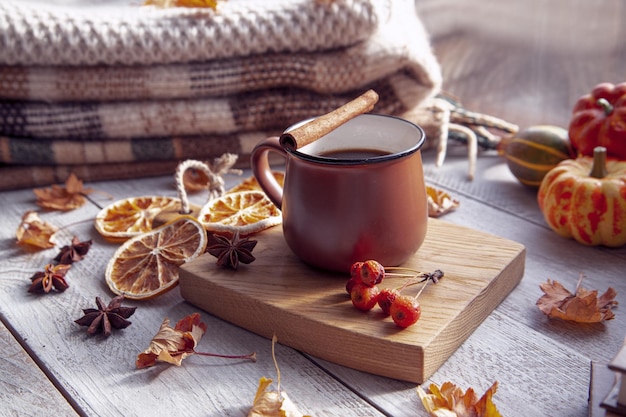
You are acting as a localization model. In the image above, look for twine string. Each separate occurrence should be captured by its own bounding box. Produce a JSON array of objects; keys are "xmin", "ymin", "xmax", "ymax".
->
[{"xmin": 174, "ymin": 154, "xmax": 242, "ymax": 214}]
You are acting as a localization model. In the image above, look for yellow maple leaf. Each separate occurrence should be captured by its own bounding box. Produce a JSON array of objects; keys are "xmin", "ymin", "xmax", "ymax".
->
[
  {"xmin": 33, "ymin": 173, "xmax": 93, "ymax": 211},
  {"xmin": 16, "ymin": 211, "xmax": 58, "ymax": 249},
  {"xmin": 536, "ymin": 274, "xmax": 617, "ymax": 323},
  {"xmin": 417, "ymin": 381, "xmax": 502, "ymax": 417}
]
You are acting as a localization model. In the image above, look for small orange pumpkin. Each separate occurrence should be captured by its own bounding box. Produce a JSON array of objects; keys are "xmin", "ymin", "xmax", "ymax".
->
[{"xmin": 537, "ymin": 146, "xmax": 626, "ymax": 247}]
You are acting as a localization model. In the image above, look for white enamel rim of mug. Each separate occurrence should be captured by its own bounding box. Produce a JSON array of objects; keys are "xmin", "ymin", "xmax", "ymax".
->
[{"xmin": 289, "ymin": 113, "xmax": 426, "ymax": 165}]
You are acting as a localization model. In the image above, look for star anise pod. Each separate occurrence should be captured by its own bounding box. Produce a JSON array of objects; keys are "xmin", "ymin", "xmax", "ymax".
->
[
  {"xmin": 55, "ymin": 236, "xmax": 93, "ymax": 265},
  {"xmin": 207, "ymin": 231, "xmax": 257, "ymax": 269},
  {"xmin": 28, "ymin": 263, "xmax": 71, "ymax": 293},
  {"xmin": 75, "ymin": 295, "xmax": 136, "ymax": 337}
]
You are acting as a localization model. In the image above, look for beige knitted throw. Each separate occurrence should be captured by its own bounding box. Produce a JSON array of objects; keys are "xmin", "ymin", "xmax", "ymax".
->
[{"xmin": 0, "ymin": 0, "xmax": 442, "ymax": 190}]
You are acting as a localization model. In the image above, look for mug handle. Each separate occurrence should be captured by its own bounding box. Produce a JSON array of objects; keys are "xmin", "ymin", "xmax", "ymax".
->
[{"xmin": 250, "ymin": 136, "xmax": 286, "ymax": 210}]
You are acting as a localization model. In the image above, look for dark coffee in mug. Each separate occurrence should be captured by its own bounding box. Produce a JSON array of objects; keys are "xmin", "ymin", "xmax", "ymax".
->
[{"xmin": 317, "ymin": 148, "xmax": 391, "ymax": 159}]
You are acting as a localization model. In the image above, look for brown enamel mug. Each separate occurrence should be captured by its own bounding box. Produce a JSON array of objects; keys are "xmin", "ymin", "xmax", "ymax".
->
[{"xmin": 251, "ymin": 113, "xmax": 428, "ymax": 272}]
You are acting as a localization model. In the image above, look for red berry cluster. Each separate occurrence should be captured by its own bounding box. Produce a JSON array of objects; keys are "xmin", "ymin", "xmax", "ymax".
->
[{"xmin": 346, "ymin": 260, "xmax": 443, "ymax": 328}]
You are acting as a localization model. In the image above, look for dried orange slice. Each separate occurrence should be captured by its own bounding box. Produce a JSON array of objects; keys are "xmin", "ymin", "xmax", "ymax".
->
[
  {"xmin": 95, "ymin": 196, "xmax": 185, "ymax": 241},
  {"xmin": 226, "ymin": 171, "xmax": 284, "ymax": 194},
  {"xmin": 198, "ymin": 190, "xmax": 282, "ymax": 235},
  {"xmin": 105, "ymin": 215, "xmax": 207, "ymax": 300}
]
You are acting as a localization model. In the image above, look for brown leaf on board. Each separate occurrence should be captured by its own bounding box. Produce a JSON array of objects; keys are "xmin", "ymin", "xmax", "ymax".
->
[
  {"xmin": 417, "ymin": 381, "xmax": 502, "ymax": 417},
  {"xmin": 536, "ymin": 274, "xmax": 618, "ymax": 323},
  {"xmin": 16, "ymin": 211, "xmax": 58, "ymax": 249},
  {"xmin": 426, "ymin": 185, "xmax": 460, "ymax": 218},
  {"xmin": 33, "ymin": 173, "xmax": 93, "ymax": 211},
  {"xmin": 136, "ymin": 313, "xmax": 208, "ymax": 369}
]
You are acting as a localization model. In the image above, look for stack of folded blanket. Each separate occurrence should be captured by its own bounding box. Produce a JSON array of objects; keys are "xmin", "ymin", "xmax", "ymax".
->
[{"xmin": 0, "ymin": 0, "xmax": 442, "ymax": 190}]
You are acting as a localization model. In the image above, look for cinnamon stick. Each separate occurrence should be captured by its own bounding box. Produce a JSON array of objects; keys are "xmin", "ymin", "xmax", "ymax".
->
[{"xmin": 279, "ymin": 89, "xmax": 379, "ymax": 151}]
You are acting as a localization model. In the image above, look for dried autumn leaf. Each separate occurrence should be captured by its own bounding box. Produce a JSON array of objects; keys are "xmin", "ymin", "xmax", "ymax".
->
[
  {"xmin": 536, "ymin": 274, "xmax": 617, "ymax": 323},
  {"xmin": 248, "ymin": 336, "xmax": 308, "ymax": 417},
  {"xmin": 427, "ymin": 185, "xmax": 460, "ymax": 218},
  {"xmin": 33, "ymin": 173, "xmax": 93, "ymax": 210},
  {"xmin": 136, "ymin": 313, "xmax": 255, "ymax": 369},
  {"xmin": 249, "ymin": 377, "xmax": 306, "ymax": 417},
  {"xmin": 417, "ymin": 381, "xmax": 502, "ymax": 417},
  {"xmin": 136, "ymin": 313, "xmax": 208, "ymax": 369},
  {"xmin": 16, "ymin": 211, "xmax": 58, "ymax": 249}
]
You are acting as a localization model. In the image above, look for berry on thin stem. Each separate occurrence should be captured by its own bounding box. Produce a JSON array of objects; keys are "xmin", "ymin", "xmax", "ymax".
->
[
  {"xmin": 345, "ymin": 261, "xmax": 444, "ymax": 327},
  {"xmin": 358, "ymin": 260, "xmax": 386, "ymax": 286},
  {"xmin": 350, "ymin": 283, "xmax": 380, "ymax": 311},
  {"xmin": 377, "ymin": 278, "xmax": 416, "ymax": 316},
  {"xmin": 389, "ymin": 296, "xmax": 421, "ymax": 328},
  {"xmin": 377, "ymin": 288, "xmax": 399, "ymax": 316},
  {"xmin": 389, "ymin": 269, "xmax": 443, "ymax": 328},
  {"xmin": 347, "ymin": 260, "xmax": 420, "ymax": 291}
]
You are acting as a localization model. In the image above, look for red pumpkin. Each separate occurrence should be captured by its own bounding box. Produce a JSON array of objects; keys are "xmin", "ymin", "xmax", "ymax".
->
[{"xmin": 568, "ymin": 82, "xmax": 626, "ymax": 160}]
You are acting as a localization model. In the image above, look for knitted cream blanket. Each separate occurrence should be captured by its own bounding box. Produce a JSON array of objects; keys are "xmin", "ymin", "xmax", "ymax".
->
[
  {"xmin": 0, "ymin": 0, "xmax": 442, "ymax": 189},
  {"xmin": 1, "ymin": 0, "xmax": 378, "ymax": 66}
]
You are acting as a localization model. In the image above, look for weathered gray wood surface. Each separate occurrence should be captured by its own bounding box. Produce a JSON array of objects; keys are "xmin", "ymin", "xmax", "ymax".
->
[
  {"xmin": 1, "ymin": 149, "xmax": 624, "ymax": 417},
  {"xmin": 2, "ymin": 1, "xmax": 626, "ymax": 416},
  {"xmin": 0, "ymin": 321, "xmax": 79, "ymax": 417}
]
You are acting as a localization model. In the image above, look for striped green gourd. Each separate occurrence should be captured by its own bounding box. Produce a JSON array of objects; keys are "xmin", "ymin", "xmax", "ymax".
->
[{"xmin": 500, "ymin": 125, "xmax": 575, "ymax": 187}]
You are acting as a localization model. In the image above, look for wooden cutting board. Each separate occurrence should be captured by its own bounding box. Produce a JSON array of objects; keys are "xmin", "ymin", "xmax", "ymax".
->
[{"xmin": 179, "ymin": 218, "xmax": 525, "ymax": 383}]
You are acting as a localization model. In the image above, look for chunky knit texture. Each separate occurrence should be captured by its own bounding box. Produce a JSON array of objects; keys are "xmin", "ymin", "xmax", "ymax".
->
[
  {"xmin": 0, "ymin": 0, "xmax": 377, "ymax": 66},
  {"xmin": 0, "ymin": 0, "xmax": 442, "ymax": 190}
]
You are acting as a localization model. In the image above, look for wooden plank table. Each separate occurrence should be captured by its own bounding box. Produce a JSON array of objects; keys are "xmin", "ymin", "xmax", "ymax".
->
[
  {"xmin": 2, "ymin": 1, "xmax": 626, "ymax": 416},
  {"xmin": 1, "ymin": 148, "xmax": 624, "ymax": 417}
]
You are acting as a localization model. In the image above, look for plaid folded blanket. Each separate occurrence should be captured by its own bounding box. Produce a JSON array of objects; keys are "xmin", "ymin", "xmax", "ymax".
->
[
  {"xmin": 0, "ymin": 132, "xmax": 265, "ymax": 165},
  {"xmin": 0, "ymin": 76, "xmax": 421, "ymax": 140},
  {"xmin": 0, "ymin": 0, "xmax": 442, "ymax": 190}
]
